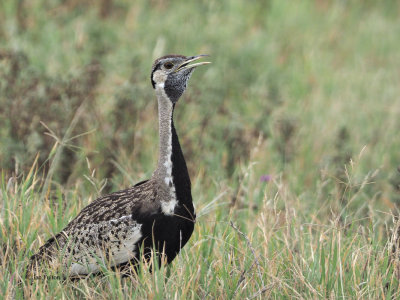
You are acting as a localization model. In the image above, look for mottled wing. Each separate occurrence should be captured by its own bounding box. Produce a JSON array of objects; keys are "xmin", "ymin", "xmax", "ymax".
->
[
  {"xmin": 28, "ymin": 180, "xmax": 158, "ymax": 277},
  {"xmin": 67, "ymin": 215, "xmax": 143, "ymax": 275}
]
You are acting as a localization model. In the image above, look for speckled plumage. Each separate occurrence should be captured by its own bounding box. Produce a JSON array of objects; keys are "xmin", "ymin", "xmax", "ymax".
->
[
  {"xmin": 27, "ymin": 54, "xmax": 209, "ymax": 278},
  {"xmin": 28, "ymin": 181, "xmax": 154, "ymax": 277}
]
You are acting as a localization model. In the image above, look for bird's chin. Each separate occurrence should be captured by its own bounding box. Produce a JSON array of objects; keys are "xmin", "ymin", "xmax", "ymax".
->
[{"xmin": 177, "ymin": 67, "xmax": 195, "ymax": 77}]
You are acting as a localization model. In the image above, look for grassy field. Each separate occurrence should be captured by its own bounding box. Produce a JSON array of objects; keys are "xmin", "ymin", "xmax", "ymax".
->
[{"xmin": 1, "ymin": 0, "xmax": 400, "ymax": 298}]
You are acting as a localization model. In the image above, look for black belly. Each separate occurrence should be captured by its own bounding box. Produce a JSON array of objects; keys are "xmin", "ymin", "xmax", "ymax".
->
[
  {"xmin": 142, "ymin": 210, "xmax": 195, "ymax": 263},
  {"xmin": 114, "ymin": 204, "xmax": 195, "ymax": 274}
]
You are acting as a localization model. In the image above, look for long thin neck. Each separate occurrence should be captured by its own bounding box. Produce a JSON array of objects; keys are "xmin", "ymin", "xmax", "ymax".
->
[
  {"xmin": 171, "ymin": 119, "xmax": 192, "ymax": 202},
  {"xmin": 154, "ymin": 88, "xmax": 175, "ymax": 181},
  {"xmin": 153, "ymin": 87, "xmax": 192, "ymax": 204}
]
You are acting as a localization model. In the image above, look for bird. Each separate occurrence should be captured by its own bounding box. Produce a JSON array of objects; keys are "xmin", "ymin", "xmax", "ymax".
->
[{"xmin": 27, "ymin": 54, "xmax": 210, "ymax": 278}]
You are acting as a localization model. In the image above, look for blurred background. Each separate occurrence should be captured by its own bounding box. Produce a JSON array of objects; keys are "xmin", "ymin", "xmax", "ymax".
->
[{"xmin": 0, "ymin": 0, "xmax": 399, "ymax": 214}]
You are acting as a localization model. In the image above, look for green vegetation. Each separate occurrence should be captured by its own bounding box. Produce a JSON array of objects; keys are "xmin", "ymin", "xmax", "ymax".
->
[{"xmin": 1, "ymin": 0, "xmax": 400, "ymax": 298}]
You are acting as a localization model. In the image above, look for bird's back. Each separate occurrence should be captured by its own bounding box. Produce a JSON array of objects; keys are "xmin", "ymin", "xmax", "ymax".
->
[{"xmin": 27, "ymin": 180, "xmax": 160, "ymax": 277}]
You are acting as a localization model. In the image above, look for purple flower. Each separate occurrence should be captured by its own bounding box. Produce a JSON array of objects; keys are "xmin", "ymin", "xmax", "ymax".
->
[{"xmin": 260, "ymin": 174, "xmax": 272, "ymax": 182}]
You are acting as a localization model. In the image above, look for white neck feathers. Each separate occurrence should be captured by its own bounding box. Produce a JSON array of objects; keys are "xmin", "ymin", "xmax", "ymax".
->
[{"xmin": 154, "ymin": 86, "xmax": 177, "ymax": 215}]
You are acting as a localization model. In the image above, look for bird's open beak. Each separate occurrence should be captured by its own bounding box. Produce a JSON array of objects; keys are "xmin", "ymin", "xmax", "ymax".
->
[{"xmin": 175, "ymin": 55, "xmax": 211, "ymax": 72}]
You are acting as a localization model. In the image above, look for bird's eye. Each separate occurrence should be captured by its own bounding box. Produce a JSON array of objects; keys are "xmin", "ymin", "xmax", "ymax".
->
[{"xmin": 164, "ymin": 62, "xmax": 174, "ymax": 69}]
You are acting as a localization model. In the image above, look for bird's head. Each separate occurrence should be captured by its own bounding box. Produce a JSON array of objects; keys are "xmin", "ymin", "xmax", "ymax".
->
[{"xmin": 151, "ymin": 54, "xmax": 210, "ymax": 103}]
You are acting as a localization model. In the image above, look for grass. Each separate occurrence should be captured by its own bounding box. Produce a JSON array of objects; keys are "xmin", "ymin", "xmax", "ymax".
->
[{"xmin": 1, "ymin": 0, "xmax": 400, "ymax": 298}]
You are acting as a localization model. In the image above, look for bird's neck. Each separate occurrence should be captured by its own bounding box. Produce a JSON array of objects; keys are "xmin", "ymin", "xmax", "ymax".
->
[{"xmin": 153, "ymin": 88, "xmax": 191, "ymax": 206}]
